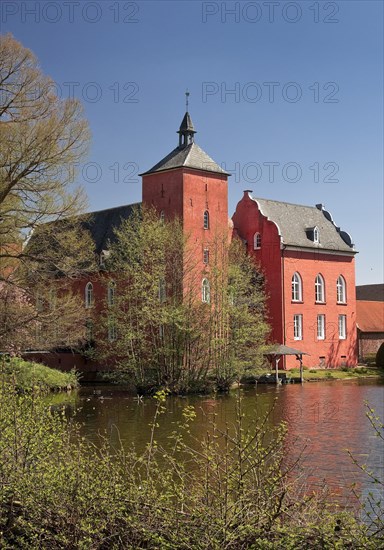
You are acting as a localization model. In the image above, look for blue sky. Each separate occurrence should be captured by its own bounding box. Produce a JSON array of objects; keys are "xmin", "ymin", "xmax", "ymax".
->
[{"xmin": 2, "ymin": 0, "xmax": 383, "ymax": 284}]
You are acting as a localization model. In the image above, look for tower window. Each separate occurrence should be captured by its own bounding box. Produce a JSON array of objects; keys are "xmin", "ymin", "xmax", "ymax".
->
[
  {"xmin": 160, "ymin": 210, "xmax": 165, "ymax": 223},
  {"xmin": 85, "ymin": 282, "xmax": 94, "ymax": 308},
  {"xmin": 336, "ymin": 275, "xmax": 346, "ymax": 303},
  {"xmin": 203, "ymin": 210, "xmax": 209, "ymax": 229},
  {"xmin": 291, "ymin": 272, "xmax": 303, "ymax": 302},
  {"xmin": 203, "ymin": 248, "xmax": 209, "ymax": 265},
  {"xmin": 202, "ymin": 278, "xmax": 210, "ymax": 303},
  {"xmin": 253, "ymin": 232, "xmax": 261, "ymax": 250},
  {"xmin": 159, "ymin": 278, "xmax": 166, "ymax": 302}
]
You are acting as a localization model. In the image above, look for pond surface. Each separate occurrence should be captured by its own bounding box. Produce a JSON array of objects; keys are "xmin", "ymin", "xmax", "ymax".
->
[{"xmin": 62, "ymin": 379, "xmax": 384, "ymax": 504}]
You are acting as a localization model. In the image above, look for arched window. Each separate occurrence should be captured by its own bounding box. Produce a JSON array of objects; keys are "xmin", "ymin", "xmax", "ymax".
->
[
  {"xmin": 291, "ymin": 272, "xmax": 303, "ymax": 302},
  {"xmin": 336, "ymin": 275, "xmax": 346, "ymax": 303},
  {"xmin": 85, "ymin": 282, "xmax": 94, "ymax": 308},
  {"xmin": 107, "ymin": 281, "xmax": 116, "ymax": 307},
  {"xmin": 203, "ymin": 210, "xmax": 209, "ymax": 229},
  {"xmin": 253, "ymin": 232, "xmax": 261, "ymax": 250},
  {"xmin": 313, "ymin": 226, "xmax": 320, "ymax": 244},
  {"xmin": 202, "ymin": 278, "xmax": 210, "ymax": 303},
  {"xmin": 315, "ymin": 274, "xmax": 325, "ymax": 303},
  {"xmin": 160, "ymin": 210, "xmax": 165, "ymax": 223}
]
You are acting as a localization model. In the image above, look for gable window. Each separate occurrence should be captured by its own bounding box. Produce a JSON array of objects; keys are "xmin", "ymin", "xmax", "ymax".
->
[
  {"xmin": 291, "ymin": 272, "xmax": 303, "ymax": 302},
  {"xmin": 313, "ymin": 226, "xmax": 320, "ymax": 244},
  {"xmin": 336, "ymin": 275, "xmax": 346, "ymax": 304},
  {"xmin": 107, "ymin": 281, "xmax": 116, "ymax": 307},
  {"xmin": 293, "ymin": 314, "xmax": 303, "ymax": 340},
  {"xmin": 317, "ymin": 314, "xmax": 325, "ymax": 340},
  {"xmin": 315, "ymin": 274, "xmax": 325, "ymax": 303},
  {"xmin": 202, "ymin": 278, "xmax": 210, "ymax": 304},
  {"xmin": 203, "ymin": 248, "xmax": 209, "ymax": 265},
  {"xmin": 253, "ymin": 232, "xmax": 261, "ymax": 250},
  {"xmin": 338, "ymin": 314, "xmax": 346, "ymax": 339},
  {"xmin": 85, "ymin": 282, "xmax": 94, "ymax": 308},
  {"xmin": 203, "ymin": 210, "xmax": 209, "ymax": 230}
]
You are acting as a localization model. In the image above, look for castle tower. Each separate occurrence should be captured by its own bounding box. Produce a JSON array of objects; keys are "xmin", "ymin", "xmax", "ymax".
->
[{"xmin": 141, "ymin": 109, "xmax": 230, "ymax": 283}]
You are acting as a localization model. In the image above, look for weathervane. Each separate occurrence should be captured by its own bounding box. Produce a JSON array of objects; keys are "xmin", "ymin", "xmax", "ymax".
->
[{"xmin": 185, "ymin": 89, "xmax": 190, "ymax": 111}]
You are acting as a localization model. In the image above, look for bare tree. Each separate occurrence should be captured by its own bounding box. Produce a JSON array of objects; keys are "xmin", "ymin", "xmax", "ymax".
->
[{"xmin": 0, "ymin": 33, "xmax": 95, "ymax": 353}]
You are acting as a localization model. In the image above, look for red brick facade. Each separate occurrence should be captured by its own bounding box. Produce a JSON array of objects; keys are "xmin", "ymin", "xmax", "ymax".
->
[
  {"xmin": 32, "ymin": 111, "xmax": 359, "ymax": 374},
  {"xmin": 232, "ymin": 191, "xmax": 358, "ymax": 369}
]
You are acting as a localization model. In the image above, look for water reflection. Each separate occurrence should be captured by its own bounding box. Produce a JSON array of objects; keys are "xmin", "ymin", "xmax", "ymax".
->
[{"xmin": 65, "ymin": 380, "xmax": 384, "ymax": 504}]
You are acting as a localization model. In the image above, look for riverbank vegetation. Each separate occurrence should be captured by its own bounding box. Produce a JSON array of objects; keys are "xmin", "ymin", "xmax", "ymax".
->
[
  {"xmin": 0, "ymin": 357, "xmax": 78, "ymax": 392},
  {"xmin": 0, "ymin": 384, "xmax": 382, "ymax": 549}
]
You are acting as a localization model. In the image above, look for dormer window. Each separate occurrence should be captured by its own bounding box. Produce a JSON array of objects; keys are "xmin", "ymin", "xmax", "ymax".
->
[
  {"xmin": 253, "ymin": 232, "xmax": 261, "ymax": 250},
  {"xmin": 306, "ymin": 226, "xmax": 320, "ymax": 244}
]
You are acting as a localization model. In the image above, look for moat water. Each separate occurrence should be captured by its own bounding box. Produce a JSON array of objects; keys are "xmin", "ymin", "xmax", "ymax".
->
[{"xmin": 53, "ymin": 379, "xmax": 384, "ymax": 506}]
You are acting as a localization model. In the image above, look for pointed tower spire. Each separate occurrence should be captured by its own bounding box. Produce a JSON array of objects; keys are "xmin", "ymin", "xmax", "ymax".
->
[{"xmin": 177, "ymin": 90, "xmax": 196, "ymax": 149}]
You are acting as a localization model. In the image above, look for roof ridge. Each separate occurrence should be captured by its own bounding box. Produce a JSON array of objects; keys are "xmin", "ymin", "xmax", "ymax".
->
[
  {"xmin": 86, "ymin": 202, "xmax": 140, "ymax": 216},
  {"xmin": 255, "ymin": 197, "xmax": 319, "ymax": 209}
]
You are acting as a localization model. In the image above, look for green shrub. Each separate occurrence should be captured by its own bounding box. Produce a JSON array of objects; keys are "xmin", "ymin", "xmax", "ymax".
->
[
  {"xmin": 0, "ymin": 356, "xmax": 78, "ymax": 392},
  {"xmin": 0, "ymin": 383, "xmax": 381, "ymax": 548}
]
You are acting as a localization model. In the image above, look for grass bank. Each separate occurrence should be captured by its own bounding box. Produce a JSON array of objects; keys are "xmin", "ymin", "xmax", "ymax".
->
[
  {"xmin": 289, "ymin": 365, "xmax": 383, "ymax": 381},
  {"xmin": 0, "ymin": 356, "xmax": 78, "ymax": 392}
]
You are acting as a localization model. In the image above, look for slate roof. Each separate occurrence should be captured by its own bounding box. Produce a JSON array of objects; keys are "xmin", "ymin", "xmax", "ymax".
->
[
  {"xmin": 356, "ymin": 284, "xmax": 384, "ymax": 302},
  {"xmin": 81, "ymin": 203, "xmax": 139, "ymax": 254},
  {"xmin": 141, "ymin": 142, "xmax": 230, "ymax": 176},
  {"xmin": 251, "ymin": 195, "xmax": 356, "ymax": 253},
  {"xmin": 356, "ymin": 301, "xmax": 384, "ymax": 332},
  {"xmin": 178, "ymin": 112, "xmax": 195, "ymax": 133}
]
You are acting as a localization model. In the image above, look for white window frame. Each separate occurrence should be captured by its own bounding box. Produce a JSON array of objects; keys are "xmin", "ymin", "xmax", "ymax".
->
[
  {"xmin": 337, "ymin": 275, "xmax": 346, "ymax": 304},
  {"xmin": 203, "ymin": 210, "xmax": 209, "ymax": 230},
  {"xmin": 313, "ymin": 226, "xmax": 320, "ymax": 244},
  {"xmin": 253, "ymin": 232, "xmax": 261, "ymax": 250},
  {"xmin": 315, "ymin": 274, "xmax": 325, "ymax": 303},
  {"xmin": 338, "ymin": 314, "xmax": 347, "ymax": 340},
  {"xmin": 202, "ymin": 278, "xmax": 210, "ymax": 304},
  {"xmin": 85, "ymin": 282, "xmax": 94, "ymax": 308},
  {"xmin": 292, "ymin": 272, "xmax": 303, "ymax": 302},
  {"xmin": 293, "ymin": 314, "xmax": 303, "ymax": 341},
  {"xmin": 317, "ymin": 314, "xmax": 325, "ymax": 340}
]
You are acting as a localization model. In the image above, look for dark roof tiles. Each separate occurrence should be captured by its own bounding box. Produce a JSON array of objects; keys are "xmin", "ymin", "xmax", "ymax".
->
[
  {"xmin": 251, "ymin": 196, "xmax": 355, "ymax": 253},
  {"xmin": 141, "ymin": 143, "xmax": 230, "ymax": 176}
]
